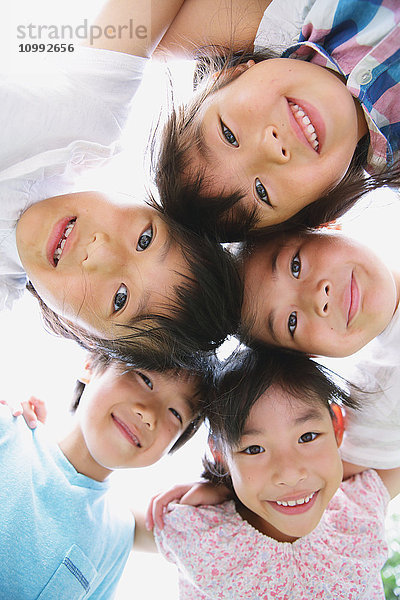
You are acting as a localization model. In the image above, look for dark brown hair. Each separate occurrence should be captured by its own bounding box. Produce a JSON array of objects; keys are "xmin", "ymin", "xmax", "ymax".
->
[
  {"xmin": 70, "ymin": 351, "xmax": 214, "ymax": 454},
  {"xmin": 202, "ymin": 344, "xmax": 358, "ymax": 487},
  {"xmin": 26, "ymin": 215, "xmax": 243, "ymax": 371},
  {"xmin": 154, "ymin": 48, "xmax": 400, "ymax": 242}
]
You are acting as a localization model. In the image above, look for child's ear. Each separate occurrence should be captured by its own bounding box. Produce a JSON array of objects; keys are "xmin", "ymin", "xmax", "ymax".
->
[
  {"xmin": 77, "ymin": 357, "xmax": 93, "ymax": 385},
  {"xmin": 213, "ymin": 60, "xmax": 255, "ymax": 83},
  {"xmin": 208, "ymin": 433, "xmax": 225, "ymax": 466},
  {"xmin": 331, "ymin": 402, "xmax": 345, "ymax": 447}
]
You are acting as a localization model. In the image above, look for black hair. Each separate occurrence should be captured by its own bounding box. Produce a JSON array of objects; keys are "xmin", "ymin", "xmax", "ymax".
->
[
  {"xmin": 154, "ymin": 47, "xmax": 400, "ymax": 242},
  {"xmin": 202, "ymin": 344, "xmax": 358, "ymax": 488},
  {"xmin": 69, "ymin": 351, "xmax": 215, "ymax": 454},
  {"xmin": 26, "ymin": 215, "xmax": 243, "ymax": 371}
]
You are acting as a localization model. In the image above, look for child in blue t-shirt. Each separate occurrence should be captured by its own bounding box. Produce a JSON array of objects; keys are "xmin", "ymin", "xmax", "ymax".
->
[{"xmin": 0, "ymin": 352, "xmax": 207, "ymax": 599}]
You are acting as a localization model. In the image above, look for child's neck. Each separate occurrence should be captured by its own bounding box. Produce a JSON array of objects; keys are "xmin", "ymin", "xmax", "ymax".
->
[
  {"xmin": 237, "ymin": 503, "xmax": 298, "ymax": 544},
  {"xmin": 58, "ymin": 426, "xmax": 112, "ymax": 482}
]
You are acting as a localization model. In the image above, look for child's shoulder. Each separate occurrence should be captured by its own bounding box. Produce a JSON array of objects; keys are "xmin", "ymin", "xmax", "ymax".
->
[
  {"xmin": 328, "ymin": 470, "xmax": 389, "ymax": 527},
  {"xmin": 162, "ymin": 499, "xmax": 239, "ymax": 534}
]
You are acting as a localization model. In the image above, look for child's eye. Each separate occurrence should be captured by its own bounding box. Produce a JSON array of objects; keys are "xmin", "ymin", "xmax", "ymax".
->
[
  {"xmin": 299, "ymin": 432, "xmax": 318, "ymax": 443},
  {"xmin": 254, "ymin": 178, "xmax": 272, "ymax": 207},
  {"xmin": 137, "ymin": 226, "xmax": 153, "ymax": 252},
  {"xmin": 113, "ymin": 284, "xmax": 128, "ymax": 312},
  {"xmin": 288, "ymin": 311, "xmax": 297, "ymax": 337},
  {"xmin": 220, "ymin": 120, "xmax": 238, "ymax": 147},
  {"xmin": 291, "ymin": 253, "xmax": 301, "ymax": 278},
  {"xmin": 136, "ymin": 372, "xmax": 153, "ymax": 389},
  {"xmin": 242, "ymin": 445, "xmax": 264, "ymax": 455},
  {"xmin": 169, "ymin": 408, "xmax": 183, "ymax": 424}
]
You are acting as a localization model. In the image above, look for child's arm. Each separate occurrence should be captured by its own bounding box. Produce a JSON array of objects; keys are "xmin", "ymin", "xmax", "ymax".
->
[
  {"xmin": 155, "ymin": 0, "xmax": 272, "ymax": 58},
  {"xmin": 132, "ymin": 511, "xmax": 158, "ymax": 552},
  {"xmin": 84, "ymin": 0, "xmax": 186, "ymax": 57},
  {"xmin": 375, "ymin": 467, "xmax": 400, "ymax": 500},
  {"xmin": 343, "ymin": 460, "xmax": 400, "ymax": 500},
  {"xmin": 146, "ymin": 481, "xmax": 232, "ymax": 530},
  {"xmin": 342, "ymin": 460, "xmax": 367, "ymax": 480}
]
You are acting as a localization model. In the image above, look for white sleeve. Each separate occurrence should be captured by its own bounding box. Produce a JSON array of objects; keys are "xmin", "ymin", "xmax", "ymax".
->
[
  {"xmin": 0, "ymin": 46, "xmax": 147, "ymax": 174},
  {"xmin": 254, "ymin": 0, "xmax": 319, "ymax": 54}
]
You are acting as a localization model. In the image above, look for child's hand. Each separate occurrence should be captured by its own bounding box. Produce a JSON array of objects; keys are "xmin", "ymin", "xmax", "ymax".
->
[
  {"xmin": 146, "ymin": 481, "xmax": 232, "ymax": 531},
  {"xmin": 20, "ymin": 396, "xmax": 47, "ymax": 429},
  {"xmin": 0, "ymin": 399, "xmax": 23, "ymax": 418},
  {"xmin": 0, "ymin": 396, "xmax": 47, "ymax": 429}
]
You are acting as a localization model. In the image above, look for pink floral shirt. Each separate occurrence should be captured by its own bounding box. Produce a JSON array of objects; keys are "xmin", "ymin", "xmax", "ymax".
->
[{"xmin": 155, "ymin": 471, "xmax": 389, "ymax": 599}]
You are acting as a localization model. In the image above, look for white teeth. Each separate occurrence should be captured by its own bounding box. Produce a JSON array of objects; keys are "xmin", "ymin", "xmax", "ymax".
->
[
  {"xmin": 276, "ymin": 492, "xmax": 315, "ymax": 507},
  {"xmin": 289, "ymin": 101, "xmax": 319, "ymax": 152},
  {"xmin": 53, "ymin": 218, "xmax": 76, "ymax": 266}
]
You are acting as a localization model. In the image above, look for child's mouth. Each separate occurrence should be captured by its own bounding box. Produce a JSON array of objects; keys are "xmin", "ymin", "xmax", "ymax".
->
[
  {"xmin": 347, "ymin": 273, "xmax": 360, "ymax": 326},
  {"xmin": 288, "ymin": 101, "xmax": 320, "ymax": 152},
  {"xmin": 51, "ymin": 218, "xmax": 76, "ymax": 267},
  {"xmin": 269, "ymin": 490, "xmax": 319, "ymax": 514},
  {"xmin": 111, "ymin": 414, "xmax": 142, "ymax": 447}
]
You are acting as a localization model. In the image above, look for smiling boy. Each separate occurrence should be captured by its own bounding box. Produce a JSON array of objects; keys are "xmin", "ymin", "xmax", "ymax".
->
[
  {"xmin": 2, "ymin": 1, "xmax": 243, "ymax": 360},
  {"xmin": 15, "ymin": 192, "xmax": 191, "ymax": 337},
  {"xmin": 0, "ymin": 353, "xmax": 206, "ymax": 598}
]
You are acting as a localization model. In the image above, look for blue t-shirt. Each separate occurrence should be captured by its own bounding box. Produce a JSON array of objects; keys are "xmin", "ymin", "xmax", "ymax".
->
[{"xmin": 0, "ymin": 405, "xmax": 134, "ymax": 599}]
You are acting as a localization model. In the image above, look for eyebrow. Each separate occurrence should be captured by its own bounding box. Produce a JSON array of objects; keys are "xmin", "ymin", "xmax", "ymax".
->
[
  {"xmin": 114, "ymin": 235, "xmax": 175, "ymax": 326},
  {"xmin": 183, "ymin": 393, "xmax": 198, "ymax": 419},
  {"xmin": 241, "ymin": 407, "xmax": 325, "ymax": 438},
  {"xmin": 195, "ymin": 119, "xmax": 214, "ymax": 163},
  {"xmin": 293, "ymin": 407, "xmax": 325, "ymax": 426},
  {"xmin": 265, "ymin": 246, "xmax": 281, "ymax": 344}
]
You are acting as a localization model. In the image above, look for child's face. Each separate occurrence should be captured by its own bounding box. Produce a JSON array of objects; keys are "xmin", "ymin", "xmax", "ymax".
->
[
  {"xmin": 187, "ymin": 58, "xmax": 366, "ymax": 228},
  {"xmin": 76, "ymin": 365, "xmax": 199, "ymax": 475},
  {"xmin": 16, "ymin": 192, "xmax": 188, "ymax": 336},
  {"xmin": 242, "ymin": 232, "xmax": 399, "ymax": 357},
  {"xmin": 225, "ymin": 386, "xmax": 343, "ymax": 543}
]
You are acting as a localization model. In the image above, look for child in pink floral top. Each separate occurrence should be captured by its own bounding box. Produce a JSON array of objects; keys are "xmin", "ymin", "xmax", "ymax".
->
[{"xmin": 153, "ymin": 346, "xmax": 400, "ymax": 599}]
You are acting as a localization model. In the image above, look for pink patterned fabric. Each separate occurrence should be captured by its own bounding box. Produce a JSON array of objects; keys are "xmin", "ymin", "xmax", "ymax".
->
[{"xmin": 155, "ymin": 470, "xmax": 389, "ymax": 599}]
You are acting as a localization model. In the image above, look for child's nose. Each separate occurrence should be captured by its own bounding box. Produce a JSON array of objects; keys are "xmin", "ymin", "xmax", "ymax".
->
[
  {"xmin": 136, "ymin": 406, "xmax": 157, "ymax": 430},
  {"xmin": 304, "ymin": 279, "xmax": 330, "ymax": 317},
  {"xmin": 272, "ymin": 453, "xmax": 307, "ymax": 487},
  {"xmin": 260, "ymin": 126, "xmax": 290, "ymax": 164},
  {"xmin": 83, "ymin": 232, "xmax": 121, "ymax": 274}
]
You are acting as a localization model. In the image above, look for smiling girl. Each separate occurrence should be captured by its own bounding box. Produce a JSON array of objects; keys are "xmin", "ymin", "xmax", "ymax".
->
[
  {"xmin": 241, "ymin": 228, "xmax": 400, "ymax": 357},
  {"xmin": 154, "ymin": 0, "xmax": 400, "ymax": 239},
  {"xmin": 153, "ymin": 346, "xmax": 400, "ymax": 599}
]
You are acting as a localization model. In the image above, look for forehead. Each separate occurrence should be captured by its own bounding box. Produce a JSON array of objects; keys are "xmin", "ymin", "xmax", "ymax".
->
[{"xmin": 244, "ymin": 386, "xmax": 329, "ymax": 432}]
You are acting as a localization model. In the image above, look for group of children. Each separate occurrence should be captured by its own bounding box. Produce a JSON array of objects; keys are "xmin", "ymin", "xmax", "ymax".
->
[{"xmin": 2, "ymin": 0, "xmax": 400, "ymax": 597}]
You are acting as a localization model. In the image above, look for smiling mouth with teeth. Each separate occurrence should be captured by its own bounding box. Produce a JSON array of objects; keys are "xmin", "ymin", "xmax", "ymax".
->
[
  {"xmin": 288, "ymin": 101, "xmax": 319, "ymax": 152},
  {"xmin": 276, "ymin": 492, "xmax": 315, "ymax": 507},
  {"xmin": 53, "ymin": 218, "xmax": 76, "ymax": 266}
]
